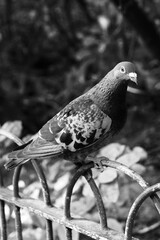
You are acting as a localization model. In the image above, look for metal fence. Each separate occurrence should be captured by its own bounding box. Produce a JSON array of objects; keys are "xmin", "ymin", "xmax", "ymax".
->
[{"xmin": 0, "ymin": 130, "xmax": 160, "ymax": 240}]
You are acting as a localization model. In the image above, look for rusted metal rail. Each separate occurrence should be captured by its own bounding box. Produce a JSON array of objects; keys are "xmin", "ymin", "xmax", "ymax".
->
[{"xmin": 0, "ymin": 130, "xmax": 160, "ymax": 240}]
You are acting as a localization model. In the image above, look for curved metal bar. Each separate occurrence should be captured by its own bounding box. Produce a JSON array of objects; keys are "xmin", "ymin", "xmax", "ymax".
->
[
  {"xmin": 0, "ymin": 130, "xmax": 24, "ymax": 199},
  {"xmin": 0, "ymin": 170, "xmax": 7, "ymax": 240},
  {"xmin": 64, "ymin": 164, "xmax": 93, "ymax": 240},
  {"xmin": 13, "ymin": 166, "xmax": 22, "ymax": 198},
  {"xmin": 64, "ymin": 163, "xmax": 93, "ymax": 219},
  {"xmin": 64, "ymin": 163, "xmax": 107, "ymax": 231},
  {"xmin": 11, "ymin": 144, "xmax": 23, "ymax": 240},
  {"xmin": 0, "ymin": 130, "xmax": 24, "ymax": 240},
  {"xmin": 0, "ymin": 131, "xmax": 23, "ymax": 199},
  {"xmin": 83, "ymin": 170, "xmax": 108, "ymax": 230},
  {"xmin": 98, "ymin": 157, "xmax": 160, "ymax": 214},
  {"xmin": 12, "ymin": 167, "xmax": 23, "ymax": 240},
  {"xmin": 0, "ymin": 130, "xmax": 54, "ymax": 240},
  {"xmin": 125, "ymin": 183, "xmax": 160, "ymax": 240},
  {"xmin": 93, "ymin": 157, "xmax": 150, "ymax": 188}
]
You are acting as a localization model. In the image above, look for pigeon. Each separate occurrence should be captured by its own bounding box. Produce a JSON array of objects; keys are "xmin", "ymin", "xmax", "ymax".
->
[{"xmin": 5, "ymin": 61, "xmax": 137, "ymax": 170}]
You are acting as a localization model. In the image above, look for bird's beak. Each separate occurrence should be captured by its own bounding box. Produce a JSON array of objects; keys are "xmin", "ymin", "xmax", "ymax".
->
[{"xmin": 128, "ymin": 72, "xmax": 137, "ymax": 84}]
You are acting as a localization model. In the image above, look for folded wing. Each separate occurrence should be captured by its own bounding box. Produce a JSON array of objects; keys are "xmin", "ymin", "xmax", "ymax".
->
[{"xmin": 5, "ymin": 97, "xmax": 112, "ymax": 170}]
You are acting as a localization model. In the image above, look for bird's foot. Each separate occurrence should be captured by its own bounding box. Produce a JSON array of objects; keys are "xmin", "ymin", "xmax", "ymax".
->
[
  {"xmin": 86, "ymin": 156, "xmax": 107, "ymax": 172},
  {"xmin": 94, "ymin": 157, "xmax": 108, "ymax": 172},
  {"xmin": 94, "ymin": 160, "xmax": 104, "ymax": 172}
]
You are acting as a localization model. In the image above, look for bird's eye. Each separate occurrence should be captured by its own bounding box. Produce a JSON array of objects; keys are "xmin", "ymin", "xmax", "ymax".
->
[{"xmin": 120, "ymin": 66, "xmax": 126, "ymax": 73}]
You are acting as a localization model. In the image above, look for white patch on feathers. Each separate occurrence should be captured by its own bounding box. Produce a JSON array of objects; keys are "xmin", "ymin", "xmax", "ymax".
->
[{"xmin": 55, "ymin": 110, "xmax": 112, "ymax": 152}]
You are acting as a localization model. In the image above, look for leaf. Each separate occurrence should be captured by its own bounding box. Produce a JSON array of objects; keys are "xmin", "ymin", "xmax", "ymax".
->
[
  {"xmin": 47, "ymin": 161, "xmax": 62, "ymax": 183},
  {"xmin": 56, "ymin": 225, "xmax": 66, "ymax": 240},
  {"xmin": 71, "ymin": 197, "xmax": 96, "ymax": 215},
  {"xmin": 8, "ymin": 180, "xmax": 26, "ymax": 191},
  {"xmin": 82, "ymin": 179, "xmax": 99, "ymax": 197},
  {"xmin": 117, "ymin": 146, "xmax": 147, "ymax": 167},
  {"xmin": 0, "ymin": 121, "xmax": 22, "ymax": 148},
  {"xmin": 72, "ymin": 178, "xmax": 84, "ymax": 194},
  {"xmin": 8, "ymin": 228, "xmax": 45, "ymax": 240},
  {"xmin": 98, "ymin": 143, "xmax": 127, "ymax": 160},
  {"xmin": 55, "ymin": 191, "xmax": 66, "ymax": 208},
  {"xmin": 117, "ymin": 185, "xmax": 130, "ymax": 207},
  {"xmin": 98, "ymin": 168, "xmax": 117, "ymax": 184},
  {"xmin": 23, "ymin": 182, "xmax": 41, "ymax": 198},
  {"xmin": 54, "ymin": 173, "xmax": 70, "ymax": 191},
  {"xmin": 11, "ymin": 208, "xmax": 33, "ymax": 226},
  {"xmin": 0, "ymin": 121, "xmax": 22, "ymax": 140},
  {"xmin": 108, "ymin": 218, "xmax": 123, "ymax": 232},
  {"xmin": 130, "ymin": 163, "xmax": 146, "ymax": 175},
  {"xmin": 91, "ymin": 168, "xmax": 100, "ymax": 179},
  {"xmin": 98, "ymin": 15, "xmax": 110, "ymax": 30},
  {"xmin": 100, "ymin": 180, "xmax": 119, "ymax": 204}
]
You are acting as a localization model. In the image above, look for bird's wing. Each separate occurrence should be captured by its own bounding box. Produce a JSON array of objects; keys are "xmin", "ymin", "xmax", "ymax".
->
[
  {"xmin": 8, "ymin": 98, "xmax": 112, "ymax": 160},
  {"xmin": 46, "ymin": 98, "xmax": 112, "ymax": 152},
  {"xmin": 7, "ymin": 117, "xmax": 63, "ymax": 160}
]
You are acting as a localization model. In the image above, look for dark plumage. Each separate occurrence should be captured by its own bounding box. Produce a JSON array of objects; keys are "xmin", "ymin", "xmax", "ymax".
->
[{"xmin": 5, "ymin": 62, "xmax": 137, "ymax": 170}]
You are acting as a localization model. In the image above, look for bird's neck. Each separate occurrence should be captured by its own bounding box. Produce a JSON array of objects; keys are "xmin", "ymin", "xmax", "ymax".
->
[{"xmin": 88, "ymin": 77, "xmax": 128, "ymax": 116}]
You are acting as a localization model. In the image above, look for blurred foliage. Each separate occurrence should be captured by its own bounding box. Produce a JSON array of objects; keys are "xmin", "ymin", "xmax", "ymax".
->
[
  {"xmin": 1, "ymin": 1, "xmax": 160, "ymax": 239},
  {"xmin": 0, "ymin": 0, "xmax": 160, "ymax": 133}
]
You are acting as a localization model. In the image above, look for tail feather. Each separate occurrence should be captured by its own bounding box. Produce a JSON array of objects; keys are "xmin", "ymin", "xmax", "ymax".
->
[
  {"xmin": 5, "ymin": 140, "xmax": 64, "ymax": 170},
  {"xmin": 5, "ymin": 158, "xmax": 30, "ymax": 170}
]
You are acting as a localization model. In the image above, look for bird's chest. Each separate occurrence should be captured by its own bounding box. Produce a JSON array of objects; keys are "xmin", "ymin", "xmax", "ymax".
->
[
  {"xmin": 109, "ymin": 104, "xmax": 127, "ymax": 134},
  {"xmin": 98, "ymin": 87, "xmax": 127, "ymax": 134}
]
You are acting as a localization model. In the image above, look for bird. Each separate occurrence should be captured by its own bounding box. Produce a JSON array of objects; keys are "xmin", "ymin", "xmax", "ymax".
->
[{"xmin": 5, "ymin": 61, "xmax": 137, "ymax": 170}]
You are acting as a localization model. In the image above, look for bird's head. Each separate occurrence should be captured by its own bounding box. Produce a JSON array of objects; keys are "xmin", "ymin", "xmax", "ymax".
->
[{"xmin": 113, "ymin": 61, "xmax": 137, "ymax": 84}]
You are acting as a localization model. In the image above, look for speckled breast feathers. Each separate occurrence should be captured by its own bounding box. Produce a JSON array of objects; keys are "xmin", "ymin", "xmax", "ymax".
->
[{"xmin": 53, "ymin": 99, "xmax": 112, "ymax": 152}]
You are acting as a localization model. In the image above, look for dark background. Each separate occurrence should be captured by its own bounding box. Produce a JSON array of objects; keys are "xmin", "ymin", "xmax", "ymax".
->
[{"xmin": 1, "ymin": 0, "xmax": 160, "ymax": 135}]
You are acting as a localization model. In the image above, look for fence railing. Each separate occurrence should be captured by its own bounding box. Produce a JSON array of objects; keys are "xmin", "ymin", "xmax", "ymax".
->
[{"xmin": 0, "ymin": 130, "xmax": 160, "ymax": 240}]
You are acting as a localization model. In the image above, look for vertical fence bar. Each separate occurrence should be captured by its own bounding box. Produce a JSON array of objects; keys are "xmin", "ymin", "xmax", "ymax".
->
[
  {"xmin": 83, "ymin": 170, "xmax": 108, "ymax": 230},
  {"xmin": 0, "ymin": 170, "xmax": 7, "ymax": 240},
  {"xmin": 65, "ymin": 228, "xmax": 72, "ymax": 240},
  {"xmin": 13, "ymin": 166, "xmax": 23, "ymax": 240},
  {"xmin": 31, "ymin": 160, "xmax": 53, "ymax": 240},
  {"xmin": 64, "ymin": 163, "xmax": 108, "ymax": 240}
]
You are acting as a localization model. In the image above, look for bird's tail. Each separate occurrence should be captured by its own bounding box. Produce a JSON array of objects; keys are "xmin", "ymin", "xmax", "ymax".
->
[
  {"xmin": 5, "ymin": 140, "xmax": 32, "ymax": 170},
  {"xmin": 4, "ymin": 157, "xmax": 30, "ymax": 170},
  {"xmin": 5, "ymin": 141, "xmax": 63, "ymax": 170}
]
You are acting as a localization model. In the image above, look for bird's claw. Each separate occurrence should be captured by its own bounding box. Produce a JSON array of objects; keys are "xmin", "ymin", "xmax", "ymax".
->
[
  {"xmin": 86, "ymin": 156, "xmax": 106, "ymax": 172},
  {"xmin": 94, "ymin": 157, "xmax": 105, "ymax": 172}
]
